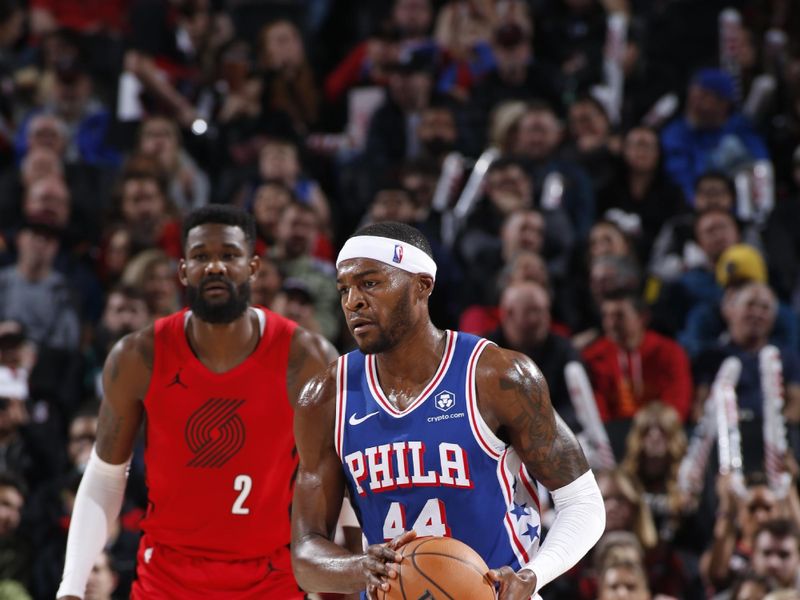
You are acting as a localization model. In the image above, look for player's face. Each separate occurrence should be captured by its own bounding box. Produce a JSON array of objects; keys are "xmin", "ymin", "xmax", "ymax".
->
[
  {"xmin": 180, "ymin": 224, "xmax": 258, "ymax": 324},
  {"xmin": 337, "ymin": 258, "xmax": 421, "ymax": 354}
]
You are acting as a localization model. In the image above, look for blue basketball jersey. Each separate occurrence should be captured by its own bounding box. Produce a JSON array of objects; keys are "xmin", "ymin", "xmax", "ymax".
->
[{"xmin": 335, "ymin": 330, "xmax": 542, "ymax": 572}]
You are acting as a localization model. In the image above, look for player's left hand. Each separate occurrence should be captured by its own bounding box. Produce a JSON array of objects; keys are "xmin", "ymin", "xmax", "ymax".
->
[
  {"xmin": 364, "ymin": 530, "xmax": 417, "ymax": 599},
  {"xmin": 487, "ymin": 566, "xmax": 537, "ymax": 599}
]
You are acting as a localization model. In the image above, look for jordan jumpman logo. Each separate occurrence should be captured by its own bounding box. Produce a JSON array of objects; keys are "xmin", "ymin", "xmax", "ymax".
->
[{"xmin": 167, "ymin": 368, "xmax": 188, "ymax": 389}]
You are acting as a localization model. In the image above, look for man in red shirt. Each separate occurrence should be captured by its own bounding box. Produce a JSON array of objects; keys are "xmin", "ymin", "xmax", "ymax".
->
[
  {"xmin": 582, "ymin": 291, "xmax": 692, "ymax": 423},
  {"xmin": 57, "ymin": 205, "xmax": 335, "ymax": 599}
]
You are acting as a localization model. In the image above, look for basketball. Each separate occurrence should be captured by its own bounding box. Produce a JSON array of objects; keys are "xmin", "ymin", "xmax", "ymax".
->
[{"xmin": 378, "ymin": 536, "xmax": 496, "ymax": 600}]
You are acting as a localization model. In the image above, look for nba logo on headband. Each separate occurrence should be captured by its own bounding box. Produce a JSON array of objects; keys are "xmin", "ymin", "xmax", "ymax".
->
[{"xmin": 336, "ymin": 235, "xmax": 437, "ymax": 279}]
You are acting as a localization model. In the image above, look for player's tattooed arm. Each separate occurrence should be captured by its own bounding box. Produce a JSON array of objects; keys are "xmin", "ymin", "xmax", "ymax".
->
[
  {"xmin": 476, "ymin": 346, "xmax": 589, "ymax": 491},
  {"xmin": 287, "ymin": 327, "xmax": 338, "ymax": 409},
  {"xmin": 95, "ymin": 327, "xmax": 152, "ymax": 464}
]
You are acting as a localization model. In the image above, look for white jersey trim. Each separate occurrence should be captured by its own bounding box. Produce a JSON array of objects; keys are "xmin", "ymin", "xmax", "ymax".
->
[
  {"xmin": 365, "ymin": 330, "xmax": 457, "ymax": 417},
  {"xmin": 465, "ymin": 338, "xmax": 505, "ymax": 459},
  {"xmin": 184, "ymin": 307, "xmax": 266, "ymax": 335},
  {"xmin": 498, "ymin": 448, "xmax": 531, "ymax": 566},
  {"xmin": 334, "ymin": 354, "xmax": 348, "ymax": 460}
]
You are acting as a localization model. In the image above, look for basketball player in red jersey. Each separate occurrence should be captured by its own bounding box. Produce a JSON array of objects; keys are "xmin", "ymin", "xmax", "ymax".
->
[{"xmin": 58, "ymin": 205, "xmax": 336, "ymax": 599}]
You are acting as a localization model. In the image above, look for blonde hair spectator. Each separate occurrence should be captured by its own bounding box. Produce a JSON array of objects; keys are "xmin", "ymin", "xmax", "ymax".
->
[
  {"xmin": 121, "ymin": 249, "xmax": 181, "ymax": 319},
  {"xmin": 622, "ymin": 402, "xmax": 688, "ymax": 520},
  {"xmin": 489, "ymin": 100, "xmax": 527, "ymax": 152}
]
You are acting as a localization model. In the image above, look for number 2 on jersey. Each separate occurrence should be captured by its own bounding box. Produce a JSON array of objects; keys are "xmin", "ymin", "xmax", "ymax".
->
[
  {"xmin": 232, "ymin": 474, "xmax": 252, "ymax": 515},
  {"xmin": 383, "ymin": 498, "xmax": 451, "ymax": 540}
]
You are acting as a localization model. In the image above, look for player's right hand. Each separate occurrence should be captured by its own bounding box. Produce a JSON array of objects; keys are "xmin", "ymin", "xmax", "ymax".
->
[
  {"xmin": 363, "ymin": 530, "xmax": 417, "ymax": 599},
  {"xmin": 57, "ymin": 596, "xmax": 81, "ymax": 600},
  {"xmin": 487, "ymin": 566, "xmax": 537, "ymax": 599}
]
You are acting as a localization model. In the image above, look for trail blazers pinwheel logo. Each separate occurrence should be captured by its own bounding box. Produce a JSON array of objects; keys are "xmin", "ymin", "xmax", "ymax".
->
[{"xmin": 185, "ymin": 398, "xmax": 245, "ymax": 467}]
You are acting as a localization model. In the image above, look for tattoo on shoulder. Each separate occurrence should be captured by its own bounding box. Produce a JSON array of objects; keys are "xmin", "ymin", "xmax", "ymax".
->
[{"xmin": 498, "ymin": 355, "xmax": 588, "ymax": 489}]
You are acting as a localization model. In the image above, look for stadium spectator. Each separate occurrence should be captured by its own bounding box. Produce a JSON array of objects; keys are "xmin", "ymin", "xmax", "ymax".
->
[
  {"xmin": 750, "ymin": 519, "xmax": 800, "ymax": 591},
  {"xmin": 363, "ymin": 50, "xmax": 436, "ymax": 177},
  {"xmin": 0, "ymin": 221, "xmax": 79, "ymax": 351},
  {"xmin": 120, "ymin": 249, "xmax": 180, "ymax": 320},
  {"xmin": 270, "ymin": 201, "xmax": 339, "ymax": 341},
  {"xmin": 256, "ymin": 20, "xmax": 320, "ymax": 133},
  {"xmin": 0, "ymin": 471, "xmax": 30, "ymax": 589},
  {"xmin": 108, "ymin": 156, "xmax": 181, "ymax": 258},
  {"xmin": 701, "ymin": 472, "xmax": 786, "ymax": 592},
  {"xmin": 597, "ymin": 126, "xmax": 686, "ymax": 261},
  {"xmin": 135, "ymin": 115, "xmax": 210, "ymax": 215},
  {"xmin": 566, "ymin": 94, "xmax": 620, "ymax": 199},
  {"xmin": 249, "ymin": 179, "xmax": 293, "ymax": 255},
  {"xmin": 488, "ymin": 281, "xmax": 582, "ymax": 430},
  {"xmin": 583, "ymin": 290, "xmax": 693, "ymax": 422},
  {"xmin": 679, "ymin": 246, "xmax": 798, "ymax": 358},
  {"xmin": 660, "ymin": 68, "xmax": 770, "ymax": 200},
  {"xmin": 257, "ymin": 137, "xmax": 331, "ymax": 239},
  {"xmin": 14, "ymin": 54, "xmax": 121, "ymax": 168}
]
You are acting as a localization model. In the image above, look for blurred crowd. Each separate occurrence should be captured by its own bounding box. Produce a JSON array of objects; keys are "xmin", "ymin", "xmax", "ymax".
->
[{"xmin": 0, "ymin": 0, "xmax": 799, "ymax": 598}]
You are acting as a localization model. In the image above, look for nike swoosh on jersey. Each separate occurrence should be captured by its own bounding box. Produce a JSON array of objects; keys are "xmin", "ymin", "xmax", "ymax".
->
[{"xmin": 349, "ymin": 411, "xmax": 380, "ymax": 426}]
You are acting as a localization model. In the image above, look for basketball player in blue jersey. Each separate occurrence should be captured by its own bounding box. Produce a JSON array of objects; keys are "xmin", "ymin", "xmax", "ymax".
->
[{"xmin": 291, "ymin": 222, "xmax": 606, "ymax": 599}]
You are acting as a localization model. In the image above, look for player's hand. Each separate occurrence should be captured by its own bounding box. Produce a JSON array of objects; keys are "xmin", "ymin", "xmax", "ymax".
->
[
  {"xmin": 487, "ymin": 566, "xmax": 537, "ymax": 599},
  {"xmin": 363, "ymin": 530, "xmax": 417, "ymax": 598}
]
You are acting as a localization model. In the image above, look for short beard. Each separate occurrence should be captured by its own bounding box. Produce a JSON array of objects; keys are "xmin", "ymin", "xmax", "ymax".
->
[
  {"xmin": 186, "ymin": 278, "xmax": 251, "ymax": 324},
  {"xmin": 356, "ymin": 288, "xmax": 412, "ymax": 354}
]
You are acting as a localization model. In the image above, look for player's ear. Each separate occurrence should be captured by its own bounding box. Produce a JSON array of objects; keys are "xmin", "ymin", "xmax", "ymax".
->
[
  {"xmin": 178, "ymin": 259, "xmax": 188, "ymax": 286},
  {"xmin": 249, "ymin": 254, "xmax": 261, "ymax": 281},
  {"xmin": 416, "ymin": 274, "xmax": 434, "ymax": 299}
]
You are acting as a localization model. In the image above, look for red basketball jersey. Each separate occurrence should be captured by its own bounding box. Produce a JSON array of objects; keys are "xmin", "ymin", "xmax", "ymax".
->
[{"xmin": 141, "ymin": 307, "xmax": 298, "ymax": 560}]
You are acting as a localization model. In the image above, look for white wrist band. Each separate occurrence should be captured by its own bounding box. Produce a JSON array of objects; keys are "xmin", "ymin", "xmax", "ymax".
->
[
  {"xmin": 57, "ymin": 447, "xmax": 129, "ymax": 599},
  {"xmin": 336, "ymin": 235, "xmax": 437, "ymax": 280},
  {"xmin": 523, "ymin": 470, "xmax": 606, "ymax": 594}
]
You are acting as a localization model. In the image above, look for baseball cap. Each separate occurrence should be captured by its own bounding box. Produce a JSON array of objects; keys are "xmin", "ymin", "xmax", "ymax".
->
[
  {"xmin": 692, "ymin": 68, "xmax": 736, "ymax": 103},
  {"xmin": 716, "ymin": 244, "xmax": 767, "ymax": 287}
]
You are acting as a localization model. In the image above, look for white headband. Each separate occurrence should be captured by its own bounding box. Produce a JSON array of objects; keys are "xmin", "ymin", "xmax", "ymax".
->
[{"xmin": 336, "ymin": 235, "xmax": 437, "ymax": 280}]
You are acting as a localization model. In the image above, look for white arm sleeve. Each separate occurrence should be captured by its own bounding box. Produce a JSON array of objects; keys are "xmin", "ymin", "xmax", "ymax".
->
[
  {"xmin": 524, "ymin": 470, "xmax": 606, "ymax": 594},
  {"xmin": 56, "ymin": 447, "xmax": 129, "ymax": 599}
]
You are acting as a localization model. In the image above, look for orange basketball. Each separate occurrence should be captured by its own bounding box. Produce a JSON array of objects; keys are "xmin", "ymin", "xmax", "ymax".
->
[{"xmin": 379, "ymin": 536, "xmax": 497, "ymax": 600}]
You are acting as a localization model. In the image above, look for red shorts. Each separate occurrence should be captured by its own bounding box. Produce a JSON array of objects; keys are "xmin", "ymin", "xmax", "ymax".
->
[{"xmin": 131, "ymin": 534, "xmax": 305, "ymax": 599}]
